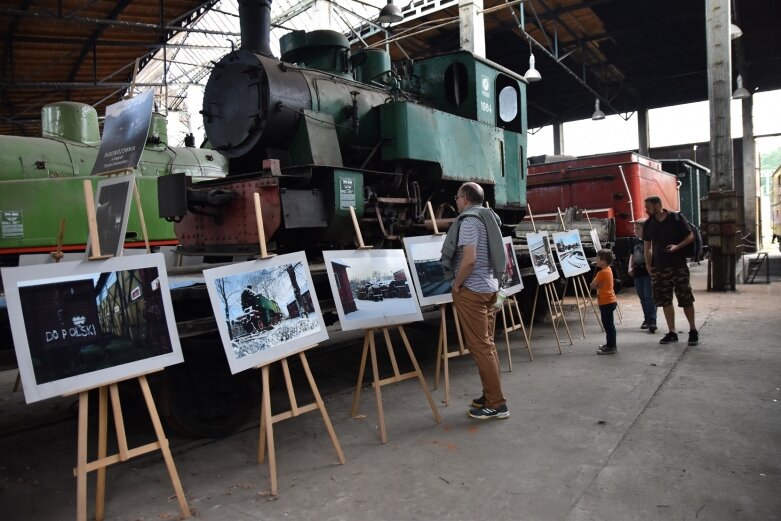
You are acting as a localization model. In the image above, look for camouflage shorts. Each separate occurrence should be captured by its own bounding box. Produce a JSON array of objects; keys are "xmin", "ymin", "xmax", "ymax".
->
[{"xmin": 651, "ymin": 266, "xmax": 695, "ymax": 308}]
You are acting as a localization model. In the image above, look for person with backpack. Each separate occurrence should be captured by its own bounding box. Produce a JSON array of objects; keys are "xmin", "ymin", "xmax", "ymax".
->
[
  {"xmin": 441, "ymin": 182, "xmax": 508, "ymax": 420},
  {"xmin": 628, "ymin": 219, "xmax": 657, "ymax": 333},
  {"xmin": 642, "ymin": 196, "xmax": 699, "ymax": 346}
]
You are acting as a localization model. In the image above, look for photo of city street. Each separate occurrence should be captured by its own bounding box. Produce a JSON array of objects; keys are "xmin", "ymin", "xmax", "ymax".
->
[{"xmin": 403, "ymin": 235, "xmax": 452, "ymax": 306}]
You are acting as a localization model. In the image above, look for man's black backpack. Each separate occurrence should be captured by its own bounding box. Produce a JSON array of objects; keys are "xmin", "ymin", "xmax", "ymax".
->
[{"xmin": 672, "ymin": 212, "xmax": 703, "ymax": 261}]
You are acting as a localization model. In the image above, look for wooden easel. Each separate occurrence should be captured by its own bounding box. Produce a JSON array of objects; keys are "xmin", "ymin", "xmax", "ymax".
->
[
  {"xmin": 424, "ymin": 202, "xmax": 468, "ymax": 407},
  {"xmin": 583, "ymin": 210, "xmax": 623, "ymax": 326},
  {"xmin": 86, "ymin": 169, "xmax": 152, "ymax": 259},
  {"xmin": 557, "ymin": 208, "xmax": 603, "ymax": 338},
  {"xmin": 252, "ymin": 193, "xmax": 345, "ymax": 496},
  {"xmin": 74, "ymin": 173, "xmax": 190, "ymax": 521},
  {"xmin": 526, "ymin": 204, "xmax": 572, "ymax": 352},
  {"xmin": 348, "ymin": 206, "xmax": 441, "ymax": 443},
  {"xmin": 497, "ymin": 294, "xmax": 533, "ymax": 368}
]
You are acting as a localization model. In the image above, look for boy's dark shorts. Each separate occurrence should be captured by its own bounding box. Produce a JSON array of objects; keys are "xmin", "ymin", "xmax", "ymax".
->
[{"xmin": 651, "ymin": 266, "xmax": 695, "ymax": 307}]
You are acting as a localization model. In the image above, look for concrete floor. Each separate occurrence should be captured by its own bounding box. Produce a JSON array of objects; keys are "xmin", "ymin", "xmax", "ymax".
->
[{"xmin": 1, "ymin": 256, "xmax": 780, "ymax": 521}]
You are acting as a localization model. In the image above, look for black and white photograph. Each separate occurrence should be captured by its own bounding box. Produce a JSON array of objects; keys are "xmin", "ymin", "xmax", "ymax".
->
[
  {"xmin": 87, "ymin": 174, "xmax": 135, "ymax": 258},
  {"xmin": 402, "ymin": 235, "xmax": 452, "ymax": 306},
  {"xmin": 1, "ymin": 253, "xmax": 182, "ymax": 403},
  {"xmin": 526, "ymin": 231, "xmax": 560, "ymax": 285},
  {"xmin": 552, "ymin": 230, "xmax": 591, "ymax": 278},
  {"xmin": 502, "ymin": 237, "xmax": 524, "ymax": 295},
  {"xmin": 91, "ymin": 89, "xmax": 154, "ymax": 175},
  {"xmin": 323, "ymin": 250, "xmax": 423, "ymax": 331},
  {"xmin": 203, "ymin": 252, "xmax": 328, "ymax": 373}
]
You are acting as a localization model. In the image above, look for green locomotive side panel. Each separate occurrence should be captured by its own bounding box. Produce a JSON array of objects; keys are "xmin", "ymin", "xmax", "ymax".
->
[
  {"xmin": 379, "ymin": 101, "xmax": 503, "ymax": 185},
  {"xmin": 0, "ymin": 133, "xmax": 228, "ymax": 253},
  {"xmin": 0, "ymin": 178, "xmax": 175, "ymax": 250},
  {"xmin": 500, "ymin": 129, "xmax": 527, "ymax": 209}
]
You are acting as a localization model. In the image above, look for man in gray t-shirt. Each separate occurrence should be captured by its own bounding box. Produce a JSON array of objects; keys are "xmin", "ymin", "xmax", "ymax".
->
[{"xmin": 451, "ymin": 182, "xmax": 508, "ymax": 420}]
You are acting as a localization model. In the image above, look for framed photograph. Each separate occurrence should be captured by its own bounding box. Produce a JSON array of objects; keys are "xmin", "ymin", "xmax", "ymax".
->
[
  {"xmin": 526, "ymin": 232, "xmax": 560, "ymax": 285},
  {"xmin": 402, "ymin": 235, "xmax": 452, "ymax": 306},
  {"xmin": 552, "ymin": 230, "xmax": 591, "ymax": 278},
  {"xmin": 502, "ymin": 237, "xmax": 524, "ymax": 295},
  {"xmin": 87, "ymin": 174, "xmax": 135, "ymax": 258},
  {"xmin": 323, "ymin": 250, "xmax": 423, "ymax": 331},
  {"xmin": 590, "ymin": 229, "xmax": 603, "ymax": 252},
  {"xmin": 91, "ymin": 89, "xmax": 154, "ymax": 175},
  {"xmin": 203, "ymin": 252, "xmax": 328, "ymax": 374},
  {"xmin": 1, "ymin": 253, "xmax": 182, "ymax": 403}
]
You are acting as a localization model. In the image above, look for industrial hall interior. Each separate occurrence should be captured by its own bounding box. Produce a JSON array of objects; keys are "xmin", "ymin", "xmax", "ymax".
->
[{"xmin": 1, "ymin": 1, "xmax": 780, "ymax": 520}]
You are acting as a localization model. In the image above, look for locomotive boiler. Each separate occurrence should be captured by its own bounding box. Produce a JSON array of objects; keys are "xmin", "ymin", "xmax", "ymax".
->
[{"xmin": 160, "ymin": 0, "xmax": 529, "ymax": 256}]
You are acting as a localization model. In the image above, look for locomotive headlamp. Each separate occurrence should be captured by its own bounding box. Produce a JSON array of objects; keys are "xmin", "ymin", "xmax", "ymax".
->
[{"xmin": 378, "ymin": 0, "xmax": 403, "ymax": 24}]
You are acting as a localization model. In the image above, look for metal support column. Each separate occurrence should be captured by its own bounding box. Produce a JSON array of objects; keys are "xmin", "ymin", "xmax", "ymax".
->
[
  {"xmin": 637, "ymin": 107, "xmax": 650, "ymax": 157},
  {"xmin": 742, "ymin": 95, "xmax": 758, "ymax": 249},
  {"xmin": 459, "ymin": 0, "xmax": 485, "ymax": 58},
  {"xmin": 705, "ymin": 0, "xmax": 736, "ymax": 291},
  {"xmin": 553, "ymin": 121, "xmax": 564, "ymax": 155}
]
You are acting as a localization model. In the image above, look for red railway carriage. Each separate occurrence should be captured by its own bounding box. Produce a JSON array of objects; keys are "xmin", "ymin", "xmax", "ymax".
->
[{"xmin": 527, "ymin": 151, "xmax": 680, "ymax": 239}]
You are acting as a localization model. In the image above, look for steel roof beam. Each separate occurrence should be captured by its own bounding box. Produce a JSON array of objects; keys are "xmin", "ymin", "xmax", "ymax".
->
[{"xmin": 0, "ymin": 6, "xmax": 241, "ymax": 38}]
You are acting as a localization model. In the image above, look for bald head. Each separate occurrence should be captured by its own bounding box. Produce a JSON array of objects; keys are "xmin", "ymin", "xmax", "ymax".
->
[{"xmin": 458, "ymin": 182, "xmax": 484, "ymax": 205}]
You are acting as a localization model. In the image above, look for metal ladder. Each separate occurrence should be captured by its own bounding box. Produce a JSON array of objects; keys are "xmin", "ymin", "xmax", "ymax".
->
[{"xmin": 744, "ymin": 252, "xmax": 769, "ymax": 284}]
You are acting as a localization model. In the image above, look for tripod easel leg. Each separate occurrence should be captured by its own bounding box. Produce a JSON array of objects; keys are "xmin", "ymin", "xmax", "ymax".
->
[
  {"xmin": 543, "ymin": 284, "xmax": 563, "ymax": 354},
  {"xmin": 510, "ymin": 296, "xmax": 533, "ymax": 361},
  {"xmin": 368, "ymin": 330, "xmax": 387, "ymax": 444},
  {"xmin": 577, "ymin": 275, "xmax": 603, "ymax": 331},
  {"xmin": 138, "ymin": 376, "xmax": 189, "ymax": 517},
  {"xmin": 95, "ymin": 387, "xmax": 109, "ymax": 521},
  {"xmin": 76, "ymin": 392, "xmax": 89, "ymax": 521},
  {"xmin": 552, "ymin": 284, "xmax": 574, "ymax": 345},
  {"xmin": 571, "ymin": 277, "xmax": 587, "ymax": 338},
  {"xmin": 299, "ymin": 352, "xmax": 346, "ymax": 464},
  {"xmin": 434, "ymin": 306, "xmax": 444, "ymax": 392},
  {"xmin": 436, "ymin": 304, "xmax": 466, "ymax": 406},
  {"xmin": 351, "ymin": 331, "xmax": 371, "ymax": 417},
  {"xmin": 528, "ymin": 285, "xmax": 539, "ymax": 340},
  {"xmin": 500, "ymin": 304, "xmax": 513, "ymax": 371},
  {"xmin": 397, "ymin": 326, "xmax": 441, "ymax": 424},
  {"xmin": 258, "ymin": 365, "xmax": 278, "ymax": 495}
]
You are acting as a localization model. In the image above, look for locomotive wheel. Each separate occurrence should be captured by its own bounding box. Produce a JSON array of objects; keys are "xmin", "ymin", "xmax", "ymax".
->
[{"xmin": 160, "ymin": 333, "xmax": 258, "ymax": 438}]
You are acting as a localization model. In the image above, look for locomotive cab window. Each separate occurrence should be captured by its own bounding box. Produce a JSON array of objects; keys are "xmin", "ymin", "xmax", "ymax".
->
[
  {"xmin": 495, "ymin": 74, "xmax": 521, "ymax": 131},
  {"xmin": 444, "ymin": 62, "xmax": 469, "ymax": 107}
]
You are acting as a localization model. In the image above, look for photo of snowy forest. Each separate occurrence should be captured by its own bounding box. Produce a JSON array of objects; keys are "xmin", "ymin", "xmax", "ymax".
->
[{"xmin": 204, "ymin": 252, "xmax": 328, "ymax": 373}]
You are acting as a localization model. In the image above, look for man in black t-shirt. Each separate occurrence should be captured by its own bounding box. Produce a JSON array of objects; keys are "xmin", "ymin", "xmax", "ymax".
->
[{"xmin": 642, "ymin": 196, "xmax": 698, "ymax": 346}]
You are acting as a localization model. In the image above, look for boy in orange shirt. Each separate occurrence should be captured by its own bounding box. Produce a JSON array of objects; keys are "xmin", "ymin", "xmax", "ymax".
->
[{"xmin": 590, "ymin": 249, "xmax": 618, "ymax": 355}]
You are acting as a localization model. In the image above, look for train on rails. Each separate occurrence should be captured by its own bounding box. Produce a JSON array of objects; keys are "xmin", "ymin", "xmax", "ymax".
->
[
  {"xmin": 158, "ymin": 0, "xmax": 528, "ymax": 257},
  {"xmin": 1, "ymin": 0, "xmax": 530, "ymax": 436}
]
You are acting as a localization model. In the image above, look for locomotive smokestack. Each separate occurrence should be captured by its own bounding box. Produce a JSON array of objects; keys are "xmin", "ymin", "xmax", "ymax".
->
[{"xmin": 239, "ymin": 0, "xmax": 273, "ymax": 56}]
